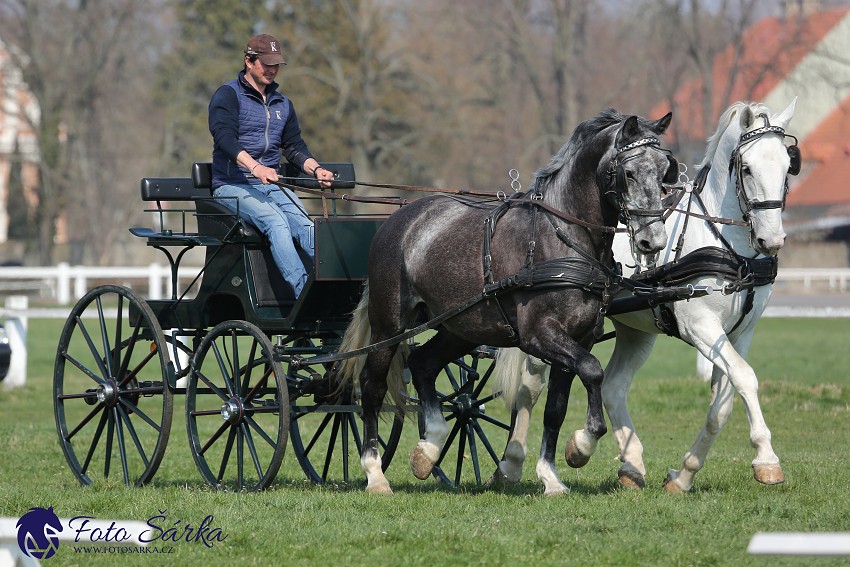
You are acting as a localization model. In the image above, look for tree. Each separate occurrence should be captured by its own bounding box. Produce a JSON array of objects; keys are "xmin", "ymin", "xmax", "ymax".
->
[
  {"xmin": 274, "ymin": 0, "xmax": 439, "ymax": 187},
  {"xmin": 0, "ymin": 0, "xmax": 166, "ymax": 265},
  {"xmin": 156, "ymin": 0, "xmax": 270, "ymax": 175}
]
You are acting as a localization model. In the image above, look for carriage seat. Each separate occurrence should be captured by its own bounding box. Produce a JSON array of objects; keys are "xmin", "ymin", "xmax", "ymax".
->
[
  {"xmin": 189, "ymin": 161, "xmax": 356, "ymax": 238},
  {"xmin": 130, "ymin": 176, "xmax": 261, "ymax": 244}
]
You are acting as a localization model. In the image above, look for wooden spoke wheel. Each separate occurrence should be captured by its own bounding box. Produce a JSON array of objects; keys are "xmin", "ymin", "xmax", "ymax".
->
[
  {"xmin": 420, "ymin": 347, "xmax": 515, "ymax": 488},
  {"xmin": 186, "ymin": 320, "xmax": 289, "ymax": 491},
  {"xmin": 286, "ymin": 339, "xmax": 404, "ymax": 485},
  {"xmin": 53, "ymin": 285, "xmax": 173, "ymax": 487}
]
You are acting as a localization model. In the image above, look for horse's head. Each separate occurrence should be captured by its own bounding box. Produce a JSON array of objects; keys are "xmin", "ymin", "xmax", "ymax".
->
[
  {"xmin": 600, "ymin": 112, "xmax": 674, "ymax": 255},
  {"xmin": 727, "ymin": 98, "xmax": 799, "ymax": 256}
]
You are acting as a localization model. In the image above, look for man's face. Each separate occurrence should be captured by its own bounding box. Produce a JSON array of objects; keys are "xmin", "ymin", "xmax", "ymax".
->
[{"xmin": 246, "ymin": 57, "xmax": 280, "ymax": 88}]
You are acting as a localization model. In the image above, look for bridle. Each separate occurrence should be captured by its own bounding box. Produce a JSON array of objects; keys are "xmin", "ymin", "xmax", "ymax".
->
[
  {"xmin": 606, "ymin": 136, "xmax": 677, "ymax": 237},
  {"xmin": 729, "ymin": 114, "xmax": 801, "ymax": 221}
]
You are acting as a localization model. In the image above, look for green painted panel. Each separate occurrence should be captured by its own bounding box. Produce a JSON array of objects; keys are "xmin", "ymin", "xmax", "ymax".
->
[{"xmin": 314, "ymin": 217, "xmax": 385, "ymax": 280}]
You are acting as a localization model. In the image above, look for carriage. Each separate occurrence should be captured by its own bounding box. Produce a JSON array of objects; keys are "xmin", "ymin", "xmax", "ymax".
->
[
  {"xmin": 53, "ymin": 108, "xmax": 714, "ymax": 493},
  {"xmin": 52, "ymin": 161, "xmax": 523, "ymax": 491}
]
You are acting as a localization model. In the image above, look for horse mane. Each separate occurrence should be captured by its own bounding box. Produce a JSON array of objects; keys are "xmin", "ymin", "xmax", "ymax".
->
[
  {"xmin": 700, "ymin": 101, "xmax": 772, "ymax": 169},
  {"xmin": 530, "ymin": 108, "xmax": 661, "ymax": 193}
]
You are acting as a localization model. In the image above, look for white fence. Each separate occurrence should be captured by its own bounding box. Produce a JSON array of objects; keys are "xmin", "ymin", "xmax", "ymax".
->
[
  {"xmin": 0, "ymin": 262, "xmax": 204, "ymax": 305},
  {"xmin": 775, "ymin": 267, "xmax": 850, "ymax": 292},
  {"xmin": 0, "ymin": 263, "xmax": 848, "ymax": 306},
  {"xmin": 1, "ymin": 264, "xmax": 849, "ymax": 390}
]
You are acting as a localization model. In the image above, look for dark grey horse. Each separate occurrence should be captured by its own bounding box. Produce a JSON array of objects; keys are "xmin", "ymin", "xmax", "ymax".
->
[{"xmin": 338, "ymin": 109, "xmax": 675, "ymax": 493}]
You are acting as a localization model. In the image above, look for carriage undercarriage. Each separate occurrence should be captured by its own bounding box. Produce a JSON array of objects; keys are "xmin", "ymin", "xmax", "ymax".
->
[{"xmin": 53, "ymin": 161, "xmax": 706, "ymax": 492}]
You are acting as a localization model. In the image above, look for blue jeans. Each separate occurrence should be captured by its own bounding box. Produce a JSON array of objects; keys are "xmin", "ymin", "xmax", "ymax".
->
[{"xmin": 213, "ymin": 183, "xmax": 314, "ymax": 296}]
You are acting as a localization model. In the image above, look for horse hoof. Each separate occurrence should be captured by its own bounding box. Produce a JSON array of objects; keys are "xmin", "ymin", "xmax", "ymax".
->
[
  {"xmin": 484, "ymin": 467, "xmax": 512, "ymax": 489},
  {"xmin": 753, "ymin": 463, "xmax": 785, "ymax": 485},
  {"xmin": 662, "ymin": 474, "xmax": 686, "ymax": 494},
  {"xmin": 617, "ymin": 469, "xmax": 645, "ymax": 490},
  {"xmin": 366, "ymin": 480, "xmax": 393, "ymax": 495},
  {"xmin": 565, "ymin": 437, "xmax": 590, "ymax": 468},
  {"xmin": 543, "ymin": 484, "xmax": 570, "ymax": 497},
  {"xmin": 410, "ymin": 446, "xmax": 435, "ymax": 480}
]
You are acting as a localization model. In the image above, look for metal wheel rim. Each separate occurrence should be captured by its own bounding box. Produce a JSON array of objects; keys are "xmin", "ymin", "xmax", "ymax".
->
[
  {"xmin": 53, "ymin": 285, "xmax": 173, "ymax": 487},
  {"xmin": 420, "ymin": 350, "xmax": 513, "ymax": 488},
  {"xmin": 186, "ymin": 320, "xmax": 289, "ymax": 492}
]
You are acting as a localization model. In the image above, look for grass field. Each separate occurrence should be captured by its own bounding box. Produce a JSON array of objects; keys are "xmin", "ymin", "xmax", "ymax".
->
[{"xmin": 1, "ymin": 316, "xmax": 849, "ymax": 566}]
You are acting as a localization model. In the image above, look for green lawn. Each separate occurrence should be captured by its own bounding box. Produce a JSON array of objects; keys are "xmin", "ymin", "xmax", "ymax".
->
[{"xmin": 1, "ymin": 317, "xmax": 848, "ymax": 566}]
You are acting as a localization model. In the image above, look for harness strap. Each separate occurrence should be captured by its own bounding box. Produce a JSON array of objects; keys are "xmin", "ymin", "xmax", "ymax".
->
[
  {"xmin": 288, "ymin": 256, "xmax": 610, "ymax": 369},
  {"xmin": 625, "ymin": 246, "xmax": 777, "ymax": 337}
]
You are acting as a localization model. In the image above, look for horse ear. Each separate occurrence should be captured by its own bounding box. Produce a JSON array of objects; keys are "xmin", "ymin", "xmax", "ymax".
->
[
  {"xmin": 775, "ymin": 97, "xmax": 797, "ymax": 129},
  {"xmin": 618, "ymin": 115, "xmax": 640, "ymax": 144},
  {"xmin": 739, "ymin": 106, "xmax": 756, "ymax": 130},
  {"xmin": 652, "ymin": 112, "xmax": 673, "ymax": 134}
]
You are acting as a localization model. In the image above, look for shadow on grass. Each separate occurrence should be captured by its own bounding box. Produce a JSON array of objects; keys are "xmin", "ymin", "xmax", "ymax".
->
[{"xmin": 143, "ymin": 474, "xmax": 630, "ymax": 497}]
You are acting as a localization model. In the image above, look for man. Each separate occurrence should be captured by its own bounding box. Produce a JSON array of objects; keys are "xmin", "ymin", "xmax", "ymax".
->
[{"xmin": 208, "ymin": 33, "xmax": 334, "ymax": 296}]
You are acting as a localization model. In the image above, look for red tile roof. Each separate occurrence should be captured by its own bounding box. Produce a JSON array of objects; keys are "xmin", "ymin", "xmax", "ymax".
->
[
  {"xmin": 652, "ymin": 7, "xmax": 850, "ymax": 210},
  {"xmin": 652, "ymin": 7, "xmax": 849, "ymax": 141}
]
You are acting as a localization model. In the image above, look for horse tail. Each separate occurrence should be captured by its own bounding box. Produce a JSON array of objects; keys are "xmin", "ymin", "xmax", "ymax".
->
[
  {"xmin": 336, "ymin": 282, "xmax": 373, "ymax": 388},
  {"xmin": 491, "ymin": 347, "xmax": 551, "ymax": 409},
  {"xmin": 491, "ymin": 347, "xmax": 529, "ymax": 409},
  {"xmin": 335, "ymin": 281, "xmax": 409, "ymax": 415}
]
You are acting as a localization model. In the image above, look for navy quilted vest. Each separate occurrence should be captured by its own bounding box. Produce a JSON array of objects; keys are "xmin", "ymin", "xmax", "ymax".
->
[{"xmin": 212, "ymin": 79, "xmax": 291, "ymax": 187}]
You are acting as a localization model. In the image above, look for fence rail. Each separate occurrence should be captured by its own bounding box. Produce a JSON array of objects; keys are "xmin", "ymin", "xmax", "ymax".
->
[
  {"xmin": 0, "ymin": 262, "xmax": 204, "ymax": 305},
  {"xmin": 0, "ymin": 263, "xmax": 848, "ymax": 307},
  {"xmin": 775, "ymin": 267, "xmax": 850, "ymax": 292}
]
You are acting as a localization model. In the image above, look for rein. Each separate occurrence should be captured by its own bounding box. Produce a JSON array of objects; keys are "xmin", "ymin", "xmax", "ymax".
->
[
  {"xmin": 275, "ymin": 178, "xmax": 627, "ymax": 233},
  {"xmin": 288, "ymin": 129, "xmax": 676, "ymax": 364}
]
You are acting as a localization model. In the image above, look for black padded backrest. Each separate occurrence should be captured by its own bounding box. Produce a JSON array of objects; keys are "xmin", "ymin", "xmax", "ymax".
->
[
  {"xmin": 140, "ymin": 178, "xmax": 209, "ymax": 201},
  {"xmin": 193, "ymin": 162, "xmax": 212, "ymax": 189}
]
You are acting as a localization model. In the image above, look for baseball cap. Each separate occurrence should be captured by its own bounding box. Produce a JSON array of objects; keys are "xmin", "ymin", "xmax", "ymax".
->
[{"xmin": 245, "ymin": 34, "xmax": 287, "ymax": 66}]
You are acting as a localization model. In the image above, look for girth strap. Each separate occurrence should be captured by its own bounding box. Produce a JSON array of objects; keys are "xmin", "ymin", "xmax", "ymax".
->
[{"xmin": 483, "ymin": 256, "xmax": 609, "ymax": 297}]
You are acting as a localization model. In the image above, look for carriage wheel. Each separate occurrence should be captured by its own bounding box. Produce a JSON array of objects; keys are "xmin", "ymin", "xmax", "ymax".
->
[
  {"xmin": 54, "ymin": 285, "xmax": 173, "ymax": 487},
  {"xmin": 186, "ymin": 320, "xmax": 289, "ymax": 491},
  {"xmin": 419, "ymin": 347, "xmax": 515, "ymax": 488},
  {"xmin": 286, "ymin": 339, "xmax": 404, "ymax": 485}
]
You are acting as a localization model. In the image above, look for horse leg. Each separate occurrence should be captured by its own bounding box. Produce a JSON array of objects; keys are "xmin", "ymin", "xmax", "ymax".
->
[
  {"xmin": 487, "ymin": 353, "xmax": 548, "ymax": 487},
  {"xmin": 729, "ymin": 332, "xmax": 784, "ymax": 485},
  {"xmin": 662, "ymin": 365, "xmax": 735, "ymax": 493},
  {"xmin": 562, "ymin": 335, "xmax": 609, "ymax": 469},
  {"xmin": 665, "ymin": 328, "xmax": 782, "ymax": 492},
  {"xmin": 601, "ymin": 323, "xmax": 658, "ymax": 489},
  {"xmin": 359, "ymin": 345, "xmax": 398, "ymax": 494},
  {"xmin": 520, "ymin": 327, "xmax": 606, "ymax": 495},
  {"xmin": 408, "ymin": 331, "xmax": 477, "ymax": 480},
  {"xmin": 535, "ymin": 365, "xmax": 575, "ymax": 495}
]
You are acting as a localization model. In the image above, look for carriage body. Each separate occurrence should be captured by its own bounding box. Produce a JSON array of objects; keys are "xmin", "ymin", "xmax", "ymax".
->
[{"xmin": 53, "ymin": 162, "xmax": 503, "ymax": 491}]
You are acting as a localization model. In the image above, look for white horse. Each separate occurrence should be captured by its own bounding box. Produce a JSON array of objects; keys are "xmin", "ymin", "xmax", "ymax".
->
[{"xmin": 490, "ymin": 99, "xmax": 799, "ymax": 494}]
